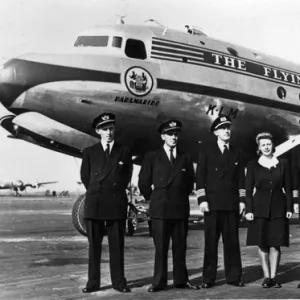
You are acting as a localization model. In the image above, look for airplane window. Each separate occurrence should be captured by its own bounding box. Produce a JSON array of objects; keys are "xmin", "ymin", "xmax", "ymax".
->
[
  {"xmin": 200, "ymin": 41, "xmax": 205, "ymax": 45},
  {"xmin": 277, "ymin": 86, "xmax": 286, "ymax": 100},
  {"xmin": 227, "ymin": 47, "xmax": 239, "ymax": 57},
  {"xmin": 74, "ymin": 36, "xmax": 109, "ymax": 47},
  {"xmin": 125, "ymin": 39, "xmax": 147, "ymax": 59},
  {"xmin": 112, "ymin": 37, "xmax": 122, "ymax": 48}
]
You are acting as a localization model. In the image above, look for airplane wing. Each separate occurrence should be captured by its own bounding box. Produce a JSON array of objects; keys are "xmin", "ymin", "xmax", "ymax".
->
[
  {"xmin": 23, "ymin": 181, "xmax": 58, "ymax": 188},
  {"xmin": 274, "ymin": 134, "xmax": 300, "ymax": 157},
  {"xmin": 36, "ymin": 181, "xmax": 58, "ymax": 188}
]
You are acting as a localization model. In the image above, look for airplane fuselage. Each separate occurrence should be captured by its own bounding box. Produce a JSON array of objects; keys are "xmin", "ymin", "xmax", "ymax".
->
[{"xmin": 1, "ymin": 22, "xmax": 300, "ymax": 161}]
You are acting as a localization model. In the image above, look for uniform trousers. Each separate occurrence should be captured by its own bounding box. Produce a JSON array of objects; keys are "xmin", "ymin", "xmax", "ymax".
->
[
  {"xmin": 151, "ymin": 218, "xmax": 189, "ymax": 287},
  {"xmin": 86, "ymin": 219, "xmax": 126, "ymax": 290},
  {"xmin": 203, "ymin": 211, "xmax": 242, "ymax": 284}
]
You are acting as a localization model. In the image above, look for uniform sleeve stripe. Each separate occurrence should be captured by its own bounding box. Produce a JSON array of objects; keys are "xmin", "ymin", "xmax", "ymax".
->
[
  {"xmin": 195, "ymin": 189, "xmax": 206, "ymax": 197},
  {"xmin": 239, "ymin": 189, "xmax": 246, "ymax": 197},
  {"xmin": 293, "ymin": 190, "xmax": 299, "ymax": 197}
]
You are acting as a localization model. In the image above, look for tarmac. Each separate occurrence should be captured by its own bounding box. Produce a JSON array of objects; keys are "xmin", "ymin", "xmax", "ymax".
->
[{"xmin": 1, "ymin": 196, "xmax": 300, "ymax": 300}]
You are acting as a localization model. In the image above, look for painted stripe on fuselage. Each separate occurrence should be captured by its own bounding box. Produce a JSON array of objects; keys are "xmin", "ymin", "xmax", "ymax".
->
[
  {"xmin": 152, "ymin": 53, "xmax": 300, "ymax": 89},
  {"xmin": 3, "ymin": 58, "xmax": 300, "ymax": 115},
  {"xmin": 156, "ymin": 78, "xmax": 300, "ymax": 113},
  {"xmin": 0, "ymin": 59, "xmax": 121, "ymax": 107},
  {"xmin": 152, "ymin": 37, "xmax": 300, "ymax": 89},
  {"xmin": 6, "ymin": 59, "xmax": 121, "ymax": 85},
  {"xmin": 153, "ymin": 37, "xmax": 300, "ymax": 76}
]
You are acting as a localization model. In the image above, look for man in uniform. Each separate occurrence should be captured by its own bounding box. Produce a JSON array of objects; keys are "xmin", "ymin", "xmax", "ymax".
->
[
  {"xmin": 196, "ymin": 115, "xmax": 245, "ymax": 288},
  {"xmin": 138, "ymin": 120, "xmax": 200, "ymax": 292},
  {"xmin": 289, "ymin": 146, "xmax": 300, "ymax": 288},
  {"xmin": 80, "ymin": 113, "xmax": 132, "ymax": 293}
]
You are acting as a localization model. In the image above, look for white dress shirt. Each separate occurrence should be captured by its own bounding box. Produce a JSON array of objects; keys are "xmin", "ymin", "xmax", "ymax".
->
[
  {"xmin": 101, "ymin": 140, "xmax": 114, "ymax": 154},
  {"xmin": 163, "ymin": 144, "xmax": 177, "ymax": 162},
  {"xmin": 217, "ymin": 140, "xmax": 229, "ymax": 153}
]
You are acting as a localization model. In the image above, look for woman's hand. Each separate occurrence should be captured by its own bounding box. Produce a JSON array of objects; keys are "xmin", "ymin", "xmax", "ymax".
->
[
  {"xmin": 245, "ymin": 213, "xmax": 254, "ymax": 221},
  {"xmin": 286, "ymin": 212, "xmax": 293, "ymax": 219}
]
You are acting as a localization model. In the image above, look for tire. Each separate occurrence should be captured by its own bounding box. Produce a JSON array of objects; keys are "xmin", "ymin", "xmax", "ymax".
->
[
  {"xmin": 72, "ymin": 194, "xmax": 87, "ymax": 237},
  {"xmin": 126, "ymin": 204, "xmax": 138, "ymax": 236},
  {"xmin": 126, "ymin": 219, "xmax": 135, "ymax": 236}
]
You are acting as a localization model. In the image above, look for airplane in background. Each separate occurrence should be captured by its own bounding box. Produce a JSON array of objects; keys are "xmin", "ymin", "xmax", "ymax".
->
[
  {"xmin": 0, "ymin": 180, "xmax": 58, "ymax": 196},
  {"xmin": 0, "ymin": 18, "xmax": 300, "ymax": 234}
]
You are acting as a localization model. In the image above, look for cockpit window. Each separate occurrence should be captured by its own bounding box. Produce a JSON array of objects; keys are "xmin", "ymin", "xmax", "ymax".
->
[
  {"xmin": 125, "ymin": 39, "xmax": 147, "ymax": 59},
  {"xmin": 112, "ymin": 37, "xmax": 122, "ymax": 48},
  {"xmin": 74, "ymin": 36, "xmax": 109, "ymax": 47}
]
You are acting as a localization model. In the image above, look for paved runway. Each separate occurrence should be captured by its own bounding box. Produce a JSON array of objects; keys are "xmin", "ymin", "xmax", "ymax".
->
[{"xmin": 1, "ymin": 196, "xmax": 300, "ymax": 299}]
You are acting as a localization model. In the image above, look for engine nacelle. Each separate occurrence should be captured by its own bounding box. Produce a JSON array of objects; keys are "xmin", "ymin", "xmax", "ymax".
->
[{"xmin": 0, "ymin": 109, "xmax": 100, "ymax": 157}]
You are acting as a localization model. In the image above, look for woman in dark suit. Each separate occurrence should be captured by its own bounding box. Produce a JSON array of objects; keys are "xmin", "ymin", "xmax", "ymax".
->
[{"xmin": 245, "ymin": 132, "xmax": 293, "ymax": 288}]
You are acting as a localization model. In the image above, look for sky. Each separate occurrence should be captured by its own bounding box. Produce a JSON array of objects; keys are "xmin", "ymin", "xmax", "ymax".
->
[{"xmin": 0, "ymin": 0, "xmax": 299, "ymax": 191}]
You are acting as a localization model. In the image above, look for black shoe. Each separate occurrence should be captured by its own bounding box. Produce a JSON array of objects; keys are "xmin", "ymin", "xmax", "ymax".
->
[
  {"xmin": 201, "ymin": 282, "xmax": 213, "ymax": 289},
  {"xmin": 261, "ymin": 278, "xmax": 270, "ymax": 288},
  {"xmin": 228, "ymin": 280, "xmax": 245, "ymax": 287},
  {"xmin": 175, "ymin": 282, "xmax": 200, "ymax": 290},
  {"xmin": 298, "ymin": 283, "xmax": 300, "ymax": 288},
  {"xmin": 269, "ymin": 278, "xmax": 281, "ymax": 288},
  {"xmin": 148, "ymin": 285, "xmax": 166, "ymax": 292},
  {"xmin": 114, "ymin": 286, "xmax": 131, "ymax": 293},
  {"xmin": 82, "ymin": 286, "xmax": 100, "ymax": 293}
]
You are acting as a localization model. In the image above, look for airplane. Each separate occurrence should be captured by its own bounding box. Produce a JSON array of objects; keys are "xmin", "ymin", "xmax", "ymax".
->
[
  {"xmin": 0, "ymin": 18, "xmax": 300, "ymax": 235},
  {"xmin": 0, "ymin": 179, "xmax": 58, "ymax": 196}
]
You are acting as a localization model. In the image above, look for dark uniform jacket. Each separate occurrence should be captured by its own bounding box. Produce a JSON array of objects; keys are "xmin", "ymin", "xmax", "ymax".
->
[
  {"xmin": 196, "ymin": 142, "xmax": 245, "ymax": 211},
  {"xmin": 290, "ymin": 146, "xmax": 300, "ymax": 205},
  {"xmin": 80, "ymin": 142, "xmax": 132, "ymax": 220},
  {"xmin": 245, "ymin": 158, "xmax": 293, "ymax": 218},
  {"xmin": 138, "ymin": 148, "xmax": 195, "ymax": 219}
]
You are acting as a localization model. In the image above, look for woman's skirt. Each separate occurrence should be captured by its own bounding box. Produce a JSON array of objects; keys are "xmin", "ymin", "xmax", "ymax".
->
[{"xmin": 246, "ymin": 217, "xmax": 289, "ymax": 247}]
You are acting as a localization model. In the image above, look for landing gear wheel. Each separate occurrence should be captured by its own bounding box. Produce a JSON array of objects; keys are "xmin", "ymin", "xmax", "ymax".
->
[
  {"xmin": 72, "ymin": 194, "xmax": 87, "ymax": 237},
  {"xmin": 126, "ymin": 219, "xmax": 135, "ymax": 236},
  {"xmin": 126, "ymin": 205, "xmax": 138, "ymax": 236}
]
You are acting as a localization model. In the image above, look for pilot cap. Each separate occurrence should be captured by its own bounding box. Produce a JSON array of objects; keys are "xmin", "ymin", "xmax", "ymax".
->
[
  {"xmin": 93, "ymin": 113, "xmax": 115, "ymax": 130},
  {"xmin": 211, "ymin": 115, "xmax": 232, "ymax": 132},
  {"xmin": 159, "ymin": 120, "xmax": 182, "ymax": 134}
]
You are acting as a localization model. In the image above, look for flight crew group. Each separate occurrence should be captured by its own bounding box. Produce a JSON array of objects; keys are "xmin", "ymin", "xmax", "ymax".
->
[{"xmin": 80, "ymin": 112, "xmax": 300, "ymax": 294}]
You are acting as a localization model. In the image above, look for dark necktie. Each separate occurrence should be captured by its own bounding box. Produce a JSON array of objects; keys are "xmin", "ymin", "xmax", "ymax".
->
[
  {"xmin": 223, "ymin": 145, "xmax": 229, "ymax": 155},
  {"xmin": 170, "ymin": 148, "xmax": 175, "ymax": 165},
  {"xmin": 105, "ymin": 143, "xmax": 110, "ymax": 158},
  {"xmin": 222, "ymin": 145, "xmax": 229, "ymax": 166}
]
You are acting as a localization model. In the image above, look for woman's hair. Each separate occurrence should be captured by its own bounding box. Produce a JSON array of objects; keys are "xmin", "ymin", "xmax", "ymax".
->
[{"xmin": 256, "ymin": 132, "xmax": 275, "ymax": 156}]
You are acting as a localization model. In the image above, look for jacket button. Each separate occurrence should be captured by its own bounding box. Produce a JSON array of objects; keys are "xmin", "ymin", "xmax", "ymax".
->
[
  {"xmin": 95, "ymin": 172, "xmax": 98, "ymax": 175},
  {"xmin": 113, "ymin": 183, "xmax": 116, "ymax": 186}
]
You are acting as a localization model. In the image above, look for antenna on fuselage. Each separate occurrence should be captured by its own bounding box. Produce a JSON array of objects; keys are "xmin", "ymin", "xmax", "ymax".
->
[
  {"xmin": 116, "ymin": 14, "xmax": 126, "ymax": 24},
  {"xmin": 115, "ymin": 0, "xmax": 128, "ymax": 24}
]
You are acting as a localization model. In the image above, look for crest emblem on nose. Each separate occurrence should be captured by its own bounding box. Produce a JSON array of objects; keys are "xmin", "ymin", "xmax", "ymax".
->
[{"xmin": 125, "ymin": 67, "xmax": 154, "ymax": 97}]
